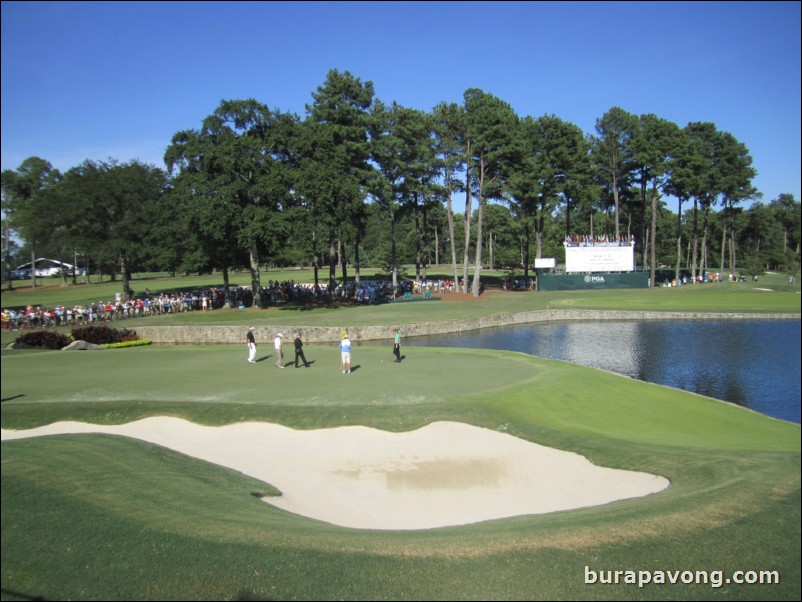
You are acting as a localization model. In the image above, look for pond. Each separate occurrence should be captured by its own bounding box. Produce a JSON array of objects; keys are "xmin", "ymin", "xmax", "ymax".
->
[{"xmin": 383, "ymin": 320, "xmax": 800, "ymax": 424}]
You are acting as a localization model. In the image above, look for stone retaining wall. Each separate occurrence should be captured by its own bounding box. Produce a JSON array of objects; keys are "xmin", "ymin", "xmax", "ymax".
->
[{"xmin": 133, "ymin": 310, "xmax": 799, "ymax": 345}]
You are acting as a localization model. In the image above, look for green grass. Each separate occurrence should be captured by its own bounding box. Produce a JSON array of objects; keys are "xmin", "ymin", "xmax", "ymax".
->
[{"xmin": 2, "ymin": 344, "xmax": 800, "ymax": 600}]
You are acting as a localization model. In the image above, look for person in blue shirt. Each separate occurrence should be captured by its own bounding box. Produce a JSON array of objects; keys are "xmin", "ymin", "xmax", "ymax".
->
[{"xmin": 340, "ymin": 333, "xmax": 352, "ymax": 374}]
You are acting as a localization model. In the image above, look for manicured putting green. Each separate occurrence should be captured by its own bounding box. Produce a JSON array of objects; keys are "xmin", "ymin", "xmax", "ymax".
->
[{"xmin": 1, "ymin": 345, "xmax": 536, "ymax": 409}]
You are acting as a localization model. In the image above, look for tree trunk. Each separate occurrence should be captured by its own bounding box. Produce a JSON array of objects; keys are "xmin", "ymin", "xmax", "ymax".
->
[
  {"xmin": 729, "ymin": 231, "xmax": 737, "ymax": 280},
  {"xmin": 686, "ymin": 240, "xmax": 691, "ymax": 273},
  {"xmin": 339, "ymin": 238, "xmax": 348, "ymax": 291},
  {"xmin": 249, "ymin": 242, "xmax": 262, "ymax": 308},
  {"xmin": 613, "ymin": 171, "xmax": 620, "ymax": 240},
  {"xmin": 720, "ymin": 212, "xmax": 727, "ymax": 281},
  {"xmin": 675, "ymin": 198, "xmax": 683, "ymax": 284},
  {"xmin": 645, "ymin": 225, "xmax": 650, "ymax": 276},
  {"xmin": 691, "ymin": 198, "xmax": 699, "ymax": 282},
  {"xmin": 422, "ymin": 193, "xmax": 429, "ymax": 280},
  {"xmin": 640, "ymin": 177, "xmax": 648, "ymax": 267},
  {"xmin": 222, "ymin": 267, "xmax": 231, "ymax": 308},
  {"xmin": 462, "ymin": 142, "xmax": 473, "ymax": 294},
  {"xmin": 535, "ymin": 196, "xmax": 546, "ymax": 261},
  {"xmin": 312, "ymin": 230, "xmax": 320, "ymax": 289},
  {"xmin": 414, "ymin": 193, "xmax": 422, "ymax": 280},
  {"xmin": 471, "ymin": 158, "xmax": 486, "ymax": 297},
  {"xmin": 120, "ymin": 251, "xmax": 133, "ymax": 300},
  {"xmin": 3, "ymin": 214, "xmax": 12, "ymax": 291},
  {"xmin": 649, "ymin": 182, "xmax": 657, "ymax": 286},
  {"xmin": 522, "ymin": 222, "xmax": 531, "ymax": 281},
  {"xmin": 328, "ymin": 228, "xmax": 337, "ymax": 294},
  {"xmin": 446, "ymin": 184, "xmax": 459, "ymax": 292},
  {"xmin": 702, "ymin": 238, "xmax": 708, "ymax": 275},
  {"xmin": 701, "ymin": 206, "xmax": 711, "ymax": 279},
  {"xmin": 391, "ymin": 204, "xmax": 398, "ymax": 296},
  {"xmin": 353, "ymin": 239, "xmax": 361, "ymax": 286},
  {"xmin": 471, "ymin": 192, "xmax": 484, "ymax": 297},
  {"xmin": 434, "ymin": 225, "xmax": 440, "ymax": 267}
]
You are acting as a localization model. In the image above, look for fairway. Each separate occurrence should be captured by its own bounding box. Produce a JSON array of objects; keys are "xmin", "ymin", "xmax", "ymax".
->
[{"xmin": 2, "ymin": 343, "xmax": 800, "ymax": 600}]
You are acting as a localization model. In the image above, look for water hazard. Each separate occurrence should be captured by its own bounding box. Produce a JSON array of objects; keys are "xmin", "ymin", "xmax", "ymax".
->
[{"xmin": 396, "ymin": 320, "xmax": 800, "ymax": 424}]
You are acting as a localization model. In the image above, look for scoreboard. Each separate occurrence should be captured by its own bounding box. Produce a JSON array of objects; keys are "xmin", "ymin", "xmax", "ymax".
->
[{"xmin": 564, "ymin": 242, "xmax": 634, "ymax": 273}]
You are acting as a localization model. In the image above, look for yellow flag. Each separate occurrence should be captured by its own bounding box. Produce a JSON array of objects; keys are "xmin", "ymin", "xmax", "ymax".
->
[{"xmin": 341, "ymin": 328, "xmax": 346, "ymax": 340}]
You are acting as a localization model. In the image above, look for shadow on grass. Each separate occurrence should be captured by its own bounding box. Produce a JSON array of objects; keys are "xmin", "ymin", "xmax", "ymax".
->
[
  {"xmin": 143, "ymin": 282, "xmax": 227, "ymax": 294},
  {"xmin": 276, "ymin": 298, "xmax": 373, "ymax": 312},
  {"xmin": 0, "ymin": 587, "xmax": 47, "ymax": 601}
]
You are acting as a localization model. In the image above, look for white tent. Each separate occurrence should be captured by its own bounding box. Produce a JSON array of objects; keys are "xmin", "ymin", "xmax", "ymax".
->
[{"xmin": 13, "ymin": 258, "xmax": 84, "ymax": 278}]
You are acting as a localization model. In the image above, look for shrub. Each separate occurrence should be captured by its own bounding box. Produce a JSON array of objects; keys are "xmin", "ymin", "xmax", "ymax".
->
[
  {"xmin": 14, "ymin": 330, "xmax": 72, "ymax": 350},
  {"xmin": 102, "ymin": 339, "xmax": 152, "ymax": 349},
  {"xmin": 70, "ymin": 325, "xmax": 139, "ymax": 345}
]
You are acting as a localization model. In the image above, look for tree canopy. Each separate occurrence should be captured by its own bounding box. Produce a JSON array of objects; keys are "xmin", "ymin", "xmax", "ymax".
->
[{"xmin": 4, "ymin": 68, "xmax": 798, "ymax": 294}]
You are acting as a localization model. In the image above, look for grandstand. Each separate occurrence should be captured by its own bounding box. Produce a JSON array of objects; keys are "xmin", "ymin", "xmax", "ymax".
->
[{"xmin": 537, "ymin": 235, "xmax": 646, "ymax": 291}]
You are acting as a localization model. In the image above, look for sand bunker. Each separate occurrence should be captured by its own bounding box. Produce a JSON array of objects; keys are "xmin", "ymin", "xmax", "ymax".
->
[{"xmin": 1, "ymin": 418, "xmax": 669, "ymax": 530}]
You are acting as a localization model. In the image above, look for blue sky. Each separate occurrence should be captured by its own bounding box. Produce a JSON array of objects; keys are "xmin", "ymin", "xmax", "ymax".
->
[{"xmin": 2, "ymin": 1, "xmax": 800, "ymax": 210}]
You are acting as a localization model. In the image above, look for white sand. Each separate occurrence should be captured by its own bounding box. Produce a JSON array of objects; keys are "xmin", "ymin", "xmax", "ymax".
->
[{"xmin": 1, "ymin": 417, "xmax": 669, "ymax": 530}]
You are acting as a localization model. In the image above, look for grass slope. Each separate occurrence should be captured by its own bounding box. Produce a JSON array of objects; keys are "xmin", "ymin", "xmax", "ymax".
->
[{"xmin": 2, "ymin": 345, "xmax": 800, "ymax": 600}]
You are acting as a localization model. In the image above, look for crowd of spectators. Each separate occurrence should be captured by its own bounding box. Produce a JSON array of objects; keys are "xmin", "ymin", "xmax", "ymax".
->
[
  {"xmin": 564, "ymin": 234, "xmax": 636, "ymax": 246},
  {"xmin": 659, "ymin": 272, "xmax": 750, "ymax": 287},
  {"xmin": 1, "ymin": 277, "xmax": 456, "ymax": 331},
  {"xmin": 502, "ymin": 277, "xmax": 536, "ymax": 291},
  {"xmin": 3, "ymin": 294, "xmax": 205, "ymax": 331},
  {"xmin": 2, "ymin": 287, "xmax": 233, "ymax": 331}
]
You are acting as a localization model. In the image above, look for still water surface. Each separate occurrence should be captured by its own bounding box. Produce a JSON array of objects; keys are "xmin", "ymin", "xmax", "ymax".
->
[{"xmin": 386, "ymin": 320, "xmax": 800, "ymax": 424}]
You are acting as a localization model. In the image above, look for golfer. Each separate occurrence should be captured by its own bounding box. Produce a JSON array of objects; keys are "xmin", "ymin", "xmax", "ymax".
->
[
  {"xmin": 340, "ymin": 332, "xmax": 352, "ymax": 374},
  {"xmin": 294, "ymin": 333, "xmax": 309, "ymax": 368},
  {"xmin": 392, "ymin": 327, "xmax": 401, "ymax": 363},
  {"xmin": 274, "ymin": 332, "xmax": 285, "ymax": 368},
  {"xmin": 246, "ymin": 326, "xmax": 257, "ymax": 363}
]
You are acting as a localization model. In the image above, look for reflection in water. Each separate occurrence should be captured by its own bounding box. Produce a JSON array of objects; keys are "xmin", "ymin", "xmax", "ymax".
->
[{"xmin": 390, "ymin": 320, "xmax": 800, "ymax": 424}]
